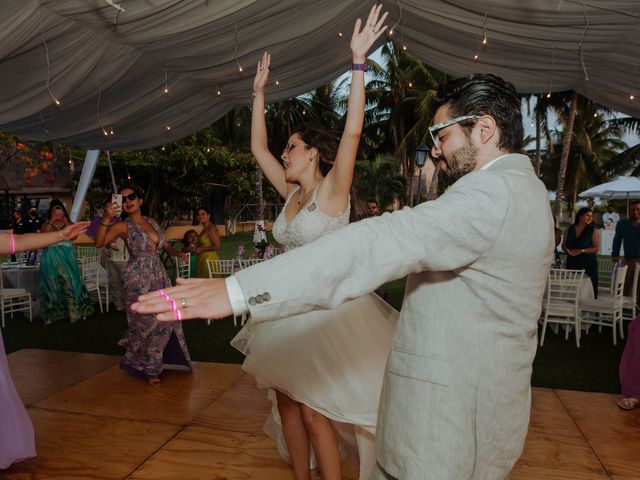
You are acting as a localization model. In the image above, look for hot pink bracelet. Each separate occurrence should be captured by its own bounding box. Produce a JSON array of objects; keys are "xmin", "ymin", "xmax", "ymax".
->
[
  {"xmin": 352, "ymin": 63, "xmax": 368, "ymax": 72},
  {"xmin": 9, "ymin": 231, "xmax": 15, "ymax": 255}
]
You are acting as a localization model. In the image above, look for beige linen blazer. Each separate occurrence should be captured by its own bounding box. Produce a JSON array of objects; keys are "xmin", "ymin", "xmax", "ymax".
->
[{"xmin": 235, "ymin": 153, "xmax": 555, "ymax": 480}]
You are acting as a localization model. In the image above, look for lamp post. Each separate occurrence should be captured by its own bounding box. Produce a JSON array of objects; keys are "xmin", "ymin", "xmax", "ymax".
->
[{"xmin": 415, "ymin": 143, "xmax": 429, "ymax": 204}]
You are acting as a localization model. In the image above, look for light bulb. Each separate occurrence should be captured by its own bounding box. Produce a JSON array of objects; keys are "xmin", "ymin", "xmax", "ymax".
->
[
  {"xmin": 103, "ymin": 129, "xmax": 109, "ymax": 136},
  {"xmin": 408, "ymin": 82, "xmax": 413, "ymax": 87},
  {"xmin": 217, "ymin": 90, "xmax": 221, "ymax": 95},
  {"xmin": 166, "ymin": 125, "xmax": 171, "ymax": 131},
  {"xmin": 389, "ymin": 29, "xmax": 394, "ymax": 35},
  {"xmin": 337, "ymin": 31, "xmax": 343, "ymax": 37},
  {"xmin": 631, "ymin": 94, "xmax": 635, "ymax": 101},
  {"xmin": 474, "ymin": 54, "xmax": 479, "ymax": 60},
  {"xmin": 164, "ymin": 87, "xmax": 168, "ymax": 94},
  {"xmin": 546, "ymin": 92, "xmax": 551, "ymax": 98},
  {"xmin": 53, "ymin": 97, "xmax": 61, "ymax": 105},
  {"xmin": 402, "ymin": 44, "xmax": 407, "ymax": 50},
  {"xmin": 110, "ymin": 129, "xmax": 114, "ymax": 135},
  {"xmin": 275, "ymin": 80, "xmax": 280, "ymax": 86},
  {"xmin": 238, "ymin": 65, "xmax": 243, "ymax": 72}
]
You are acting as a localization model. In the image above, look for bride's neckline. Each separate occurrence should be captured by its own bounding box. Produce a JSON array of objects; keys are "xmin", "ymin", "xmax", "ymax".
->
[{"xmin": 283, "ymin": 185, "xmax": 319, "ymax": 223}]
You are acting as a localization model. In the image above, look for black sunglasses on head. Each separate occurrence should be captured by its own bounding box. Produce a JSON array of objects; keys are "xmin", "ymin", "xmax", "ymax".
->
[{"xmin": 123, "ymin": 192, "xmax": 138, "ymax": 201}]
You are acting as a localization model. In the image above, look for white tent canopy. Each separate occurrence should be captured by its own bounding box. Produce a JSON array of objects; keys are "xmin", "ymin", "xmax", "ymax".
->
[{"xmin": 1, "ymin": 0, "xmax": 640, "ymax": 150}]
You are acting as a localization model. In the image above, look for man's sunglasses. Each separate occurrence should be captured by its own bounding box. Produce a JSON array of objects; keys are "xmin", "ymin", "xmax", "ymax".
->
[{"xmin": 428, "ymin": 115, "xmax": 480, "ymax": 150}]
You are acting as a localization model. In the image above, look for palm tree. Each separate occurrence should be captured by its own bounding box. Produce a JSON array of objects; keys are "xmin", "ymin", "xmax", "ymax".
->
[
  {"xmin": 539, "ymin": 98, "xmax": 628, "ymax": 215},
  {"xmin": 354, "ymin": 154, "xmax": 406, "ymax": 211},
  {"xmin": 365, "ymin": 42, "xmax": 446, "ymax": 206}
]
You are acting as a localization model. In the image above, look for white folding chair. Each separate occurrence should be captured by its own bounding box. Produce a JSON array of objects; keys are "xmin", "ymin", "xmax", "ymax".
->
[
  {"xmin": 207, "ymin": 259, "xmax": 235, "ymax": 278},
  {"xmin": 175, "ymin": 253, "xmax": 191, "ymax": 280},
  {"xmin": 76, "ymin": 245, "xmax": 98, "ymax": 258},
  {"xmin": 240, "ymin": 258, "xmax": 263, "ymax": 269},
  {"xmin": 80, "ymin": 255, "xmax": 108, "ymax": 313},
  {"xmin": 540, "ymin": 268, "xmax": 584, "ymax": 348},
  {"xmin": 206, "ymin": 259, "xmax": 245, "ymax": 326},
  {"xmin": 601, "ymin": 263, "xmax": 640, "ymax": 324},
  {"xmin": 580, "ymin": 265, "xmax": 627, "ymax": 345},
  {"xmin": 0, "ymin": 271, "xmax": 32, "ymax": 328},
  {"xmin": 597, "ymin": 257, "xmax": 615, "ymax": 295}
]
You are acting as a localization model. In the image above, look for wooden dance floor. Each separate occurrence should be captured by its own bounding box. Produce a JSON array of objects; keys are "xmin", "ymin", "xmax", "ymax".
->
[{"xmin": 3, "ymin": 349, "xmax": 640, "ymax": 479}]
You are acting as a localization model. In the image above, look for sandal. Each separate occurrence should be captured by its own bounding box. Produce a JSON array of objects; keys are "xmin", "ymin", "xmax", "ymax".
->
[
  {"xmin": 617, "ymin": 397, "xmax": 640, "ymax": 410},
  {"xmin": 147, "ymin": 376, "xmax": 160, "ymax": 385}
]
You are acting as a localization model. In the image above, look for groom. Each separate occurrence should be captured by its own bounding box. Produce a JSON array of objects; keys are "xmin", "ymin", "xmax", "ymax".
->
[{"xmin": 134, "ymin": 73, "xmax": 554, "ymax": 479}]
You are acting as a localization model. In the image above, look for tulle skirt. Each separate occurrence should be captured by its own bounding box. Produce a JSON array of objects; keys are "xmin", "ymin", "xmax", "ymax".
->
[{"xmin": 231, "ymin": 293, "xmax": 398, "ymax": 477}]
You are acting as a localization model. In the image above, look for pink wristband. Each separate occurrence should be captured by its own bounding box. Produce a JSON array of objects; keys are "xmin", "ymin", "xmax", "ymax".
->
[
  {"xmin": 352, "ymin": 63, "xmax": 368, "ymax": 72},
  {"xmin": 9, "ymin": 232, "xmax": 15, "ymax": 255}
]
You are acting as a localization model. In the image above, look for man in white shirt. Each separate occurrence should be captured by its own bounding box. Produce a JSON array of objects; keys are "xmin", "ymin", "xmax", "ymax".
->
[{"xmin": 602, "ymin": 205, "xmax": 620, "ymax": 229}]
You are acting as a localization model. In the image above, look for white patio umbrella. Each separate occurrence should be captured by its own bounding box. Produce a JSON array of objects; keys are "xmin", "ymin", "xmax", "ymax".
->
[{"xmin": 578, "ymin": 176, "xmax": 640, "ymax": 215}]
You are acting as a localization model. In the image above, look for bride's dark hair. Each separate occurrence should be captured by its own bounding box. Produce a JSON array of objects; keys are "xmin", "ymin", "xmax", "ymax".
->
[{"xmin": 291, "ymin": 123, "xmax": 338, "ymax": 176}]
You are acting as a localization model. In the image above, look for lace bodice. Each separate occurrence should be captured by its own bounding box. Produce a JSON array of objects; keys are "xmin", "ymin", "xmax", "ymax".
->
[{"xmin": 272, "ymin": 185, "xmax": 350, "ymax": 249}]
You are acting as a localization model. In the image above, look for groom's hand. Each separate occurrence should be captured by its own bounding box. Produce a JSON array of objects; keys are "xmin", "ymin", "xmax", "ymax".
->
[{"xmin": 131, "ymin": 278, "xmax": 233, "ymax": 322}]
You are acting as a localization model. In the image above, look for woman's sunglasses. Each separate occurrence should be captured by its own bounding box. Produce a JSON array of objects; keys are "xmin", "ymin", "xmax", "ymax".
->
[
  {"xmin": 122, "ymin": 192, "xmax": 138, "ymax": 201},
  {"xmin": 284, "ymin": 141, "xmax": 310, "ymax": 154}
]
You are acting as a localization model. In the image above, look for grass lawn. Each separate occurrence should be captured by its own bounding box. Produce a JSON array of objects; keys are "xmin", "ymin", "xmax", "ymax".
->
[{"xmin": 1, "ymin": 233, "xmax": 627, "ymax": 394}]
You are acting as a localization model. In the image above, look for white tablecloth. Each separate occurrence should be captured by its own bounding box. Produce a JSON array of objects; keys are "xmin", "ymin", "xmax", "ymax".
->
[{"xmin": 2, "ymin": 266, "xmax": 40, "ymax": 298}]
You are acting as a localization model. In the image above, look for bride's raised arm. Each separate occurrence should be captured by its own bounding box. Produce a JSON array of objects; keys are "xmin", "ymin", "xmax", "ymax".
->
[
  {"xmin": 250, "ymin": 51, "xmax": 289, "ymax": 199},
  {"xmin": 324, "ymin": 5, "xmax": 388, "ymax": 200}
]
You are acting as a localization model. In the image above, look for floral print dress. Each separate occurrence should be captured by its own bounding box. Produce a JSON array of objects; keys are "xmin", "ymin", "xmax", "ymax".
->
[{"xmin": 119, "ymin": 217, "xmax": 191, "ymax": 379}]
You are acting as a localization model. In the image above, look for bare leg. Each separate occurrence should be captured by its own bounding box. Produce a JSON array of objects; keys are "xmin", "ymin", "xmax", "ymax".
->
[
  {"xmin": 300, "ymin": 404, "xmax": 341, "ymax": 480},
  {"xmin": 276, "ymin": 390, "xmax": 311, "ymax": 480}
]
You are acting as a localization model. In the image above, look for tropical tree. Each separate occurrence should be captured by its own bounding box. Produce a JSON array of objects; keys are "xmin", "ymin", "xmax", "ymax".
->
[
  {"xmin": 539, "ymin": 98, "xmax": 627, "ymax": 215},
  {"xmin": 365, "ymin": 42, "xmax": 446, "ymax": 205},
  {"xmin": 354, "ymin": 154, "xmax": 406, "ymax": 211}
]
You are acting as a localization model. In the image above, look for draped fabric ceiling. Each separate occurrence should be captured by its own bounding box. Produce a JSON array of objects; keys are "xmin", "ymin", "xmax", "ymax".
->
[{"xmin": 1, "ymin": 0, "xmax": 639, "ymax": 151}]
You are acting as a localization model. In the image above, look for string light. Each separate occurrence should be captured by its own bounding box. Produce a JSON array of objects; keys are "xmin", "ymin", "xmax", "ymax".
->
[
  {"xmin": 631, "ymin": 94, "xmax": 636, "ymax": 101},
  {"xmin": 408, "ymin": 82, "xmax": 413, "ymax": 87},
  {"xmin": 166, "ymin": 125, "xmax": 171, "ymax": 131},
  {"xmin": 579, "ymin": 4, "xmax": 590, "ymax": 81},
  {"xmin": 546, "ymin": 45, "xmax": 555, "ymax": 99},
  {"xmin": 164, "ymin": 60, "xmax": 169, "ymax": 94},
  {"xmin": 37, "ymin": 3, "xmax": 61, "ymax": 106},
  {"xmin": 161, "ymin": 146, "xmax": 165, "ymax": 151},
  {"xmin": 337, "ymin": 31, "xmax": 343, "ymax": 37},
  {"xmin": 234, "ymin": 22, "xmax": 243, "ymax": 73},
  {"xmin": 474, "ymin": 54, "xmax": 479, "ymax": 60},
  {"xmin": 275, "ymin": 80, "xmax": 280, "ymax": 86},
  {"xmin": 481, "ymin": 3, "xmax": 488, "ymax": 45},
  {"xmin": 402, "ymin": 44, "xmax": 407, "ymax": 50}
]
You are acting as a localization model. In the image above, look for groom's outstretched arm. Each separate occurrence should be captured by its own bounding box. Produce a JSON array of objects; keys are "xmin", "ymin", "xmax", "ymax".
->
[{"xmin": 235, "ymin": 170, "xmax": 508, "ymax": 323}]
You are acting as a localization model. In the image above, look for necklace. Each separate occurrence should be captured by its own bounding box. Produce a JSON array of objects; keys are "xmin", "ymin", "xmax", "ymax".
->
[{"xmin": 296, "ymin": 182, "xmax": 321, "ymax": 205}]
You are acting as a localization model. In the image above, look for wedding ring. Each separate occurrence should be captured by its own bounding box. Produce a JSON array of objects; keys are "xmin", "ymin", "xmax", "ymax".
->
[
  {"xmin": 180, "ymin": 298, "xmax": 188, "ymax": 308},
  {"xmin": 169, "ymin": 298, "xmax": 177, "ymax": 312}
]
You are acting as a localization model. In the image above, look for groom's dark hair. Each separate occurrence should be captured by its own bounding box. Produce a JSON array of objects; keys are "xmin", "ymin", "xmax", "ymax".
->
[{"xmin": 432, "ymin": 74, "xmax": 523, "ymax": 153}]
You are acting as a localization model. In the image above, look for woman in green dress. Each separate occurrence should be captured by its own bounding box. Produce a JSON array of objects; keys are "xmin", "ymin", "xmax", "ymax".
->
[
  {"xmin": 39, "ymin": 199, "xmax": 94, "ymax": 323},
  {"xmin": 194, "ymin": 207, "xmax": 221, "ymax": 278}
]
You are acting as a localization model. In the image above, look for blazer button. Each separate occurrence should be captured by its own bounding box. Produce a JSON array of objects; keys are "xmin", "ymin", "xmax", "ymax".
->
[
  {"xmin": 263, "ymin": 292, "xmax": 271, "ymax": 302},
  {"xmin": 256, "ymin": 294, "xmax": 263, "ymax": 304},
  {"xmin": 248, "ymin": 297, "xmax": 257, "ymax": 306}
]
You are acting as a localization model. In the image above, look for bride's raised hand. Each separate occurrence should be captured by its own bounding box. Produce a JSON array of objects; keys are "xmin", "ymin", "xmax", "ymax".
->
[
  {"xmin": 351, "ymin": 4, "xmax": 389, "ymax": 62},
  {"xmin": 253, "ymin": 51, "xmax": 271, "ymax": 93}
]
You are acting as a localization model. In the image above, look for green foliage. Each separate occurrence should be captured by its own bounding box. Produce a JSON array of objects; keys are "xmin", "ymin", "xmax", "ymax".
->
[
  {"xmin": 85, "ymin": 131, "xmax": 257, "ymax": 226},
  {"xmin": 355, "ymin": 155, "xmax": 406, "ymax": 210}
]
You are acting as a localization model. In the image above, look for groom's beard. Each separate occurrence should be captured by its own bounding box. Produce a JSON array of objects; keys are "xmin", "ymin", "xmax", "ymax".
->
[{"xmin": 442, "ymin": 140, "xmax": 479, "ymax": 183}]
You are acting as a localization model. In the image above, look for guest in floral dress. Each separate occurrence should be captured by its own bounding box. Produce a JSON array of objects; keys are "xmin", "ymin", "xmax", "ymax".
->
[
  {"xmin": 95, "ymin": 187, "xmax": 191, "ymax": 384},
  {"xmin": 39, "ymin": 199, "xmax": 94, "ymax": 324}
]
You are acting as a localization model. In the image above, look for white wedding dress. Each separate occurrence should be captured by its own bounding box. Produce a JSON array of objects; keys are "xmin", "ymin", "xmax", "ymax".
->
[{"xmin": 231, "ymin": 186, "xmax": 398, "ymax": 479}]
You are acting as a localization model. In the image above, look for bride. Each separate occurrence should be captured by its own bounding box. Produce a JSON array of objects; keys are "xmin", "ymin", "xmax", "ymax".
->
[
  {"xmin": 135, "ymin": 6, "xmax": 396, "ymax": 479},
  {"xmin": 229, "ymin": 6, "xmax": 395, "ymax": 480}
]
